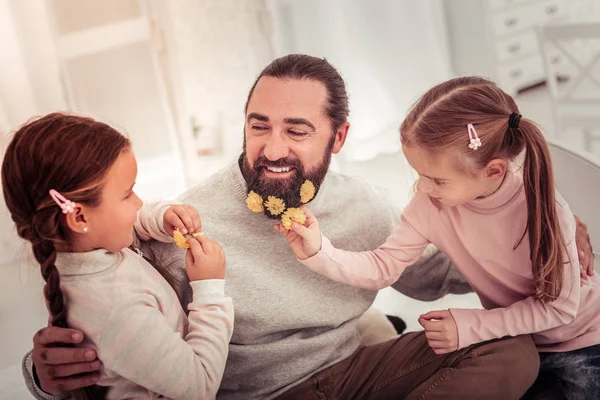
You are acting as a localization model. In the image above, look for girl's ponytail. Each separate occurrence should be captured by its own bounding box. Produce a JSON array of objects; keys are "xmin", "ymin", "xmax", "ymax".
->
[{"xmin": 516, "ymin": 119, "xmax": 566, "ymax": 302}]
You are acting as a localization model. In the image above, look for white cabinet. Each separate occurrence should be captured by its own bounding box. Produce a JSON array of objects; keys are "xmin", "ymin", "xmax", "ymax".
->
[{"xmin": 445, "ymin": 0, "xmax": 569, "ymax": 95}]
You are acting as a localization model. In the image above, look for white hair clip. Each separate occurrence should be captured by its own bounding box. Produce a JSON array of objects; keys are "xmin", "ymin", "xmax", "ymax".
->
[{"xmin": 467, "ymin": 124, "xmax": 482, "ymax": 150}]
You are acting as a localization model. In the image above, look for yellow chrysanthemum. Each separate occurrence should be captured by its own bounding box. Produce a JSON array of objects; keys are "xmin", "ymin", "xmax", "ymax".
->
[
  {"xmin": 281, "ymin": 207, "xmax": 306, "ymax": 230},
  {"xmin": 246, "ymin": 190, "xmax": 264, "ymax": 213},
  {"xmin": 300, "ymin": 180, "xmax": 315, "ymax": 203},
  {"xmin": 265, "ymin": 196, "xmax": 285, "ymax": 216},
  {"xmin": 173, "ymin": 228, "xmax": 190, "ymax": 250}
]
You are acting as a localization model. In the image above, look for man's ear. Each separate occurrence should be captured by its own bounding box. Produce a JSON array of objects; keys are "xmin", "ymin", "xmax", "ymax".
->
[{"xmin": 332, "ymin": 122, "xmax": 350, "ymax": 155}]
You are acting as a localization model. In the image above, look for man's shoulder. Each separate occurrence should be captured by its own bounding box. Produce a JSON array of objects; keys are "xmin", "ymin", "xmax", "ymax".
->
[
  {"xmin": 319, "ymin": 171, "xmax": 400, "ymax": 249},
  {"xmin": 177, "ymin": 164, "xmax": 233, "ymax": 207},
  {"xmin": 324, "ymin": 170, "xmax": 392, "ymax": 202},
  {"xmin": 323, "ymin": 171, "xmax": 398, "ymax": 215}
]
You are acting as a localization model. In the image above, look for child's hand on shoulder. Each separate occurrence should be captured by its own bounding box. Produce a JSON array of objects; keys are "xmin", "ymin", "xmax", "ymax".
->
[
  {"xmin": 185, "ymin": 236, "xmax": 226, "ymax": 281},
  {"xmin": 164, "ymin": 204, "xmax": 201, "ymax": 236},
  {"xmin": 274, "ymin": 205, "xmax": 322, "ymax": 260},
  {"xmin": 418, "ymin": 310, "xmax": 459, "ymax": 355}
]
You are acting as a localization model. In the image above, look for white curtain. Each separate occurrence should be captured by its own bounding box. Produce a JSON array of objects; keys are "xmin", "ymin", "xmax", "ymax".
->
[{"xmin": 269, "ymin": 0, "xmax": 452, "ymax": 162}]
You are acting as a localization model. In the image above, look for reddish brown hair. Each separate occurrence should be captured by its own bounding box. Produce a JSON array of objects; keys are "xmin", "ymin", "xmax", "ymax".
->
[
  {"xmin": 2, "ymin": 113, "xmax": 131, "ymax": 398},
  {"xmin": 401, "ymin": 76, "xmax": 566, "ymax": 302}
]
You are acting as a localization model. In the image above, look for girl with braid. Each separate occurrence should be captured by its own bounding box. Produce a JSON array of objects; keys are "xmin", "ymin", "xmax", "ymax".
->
[{"xmin": 1, "ymin": 113, "xmax": 233, "ymax": 400}]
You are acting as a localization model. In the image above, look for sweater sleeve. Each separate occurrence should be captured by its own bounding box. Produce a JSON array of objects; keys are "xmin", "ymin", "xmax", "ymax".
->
[
  {"xmin": 450, "ymin": 202, "xmax": 580, "ymax": 349},
  {"xmin": 97, "ymin": 280, "xmax": 233, "ymax": 400},
  {"xmin": 301, "ymin": 194, "xmax": 432, "ymax": 290},
  {"xmin": 133, "ymin": 201, "xmax": 175, "ymax": 243},
  {"xmin": 21, "ymin": 351, "xmax": 70, "ymax": 400}
]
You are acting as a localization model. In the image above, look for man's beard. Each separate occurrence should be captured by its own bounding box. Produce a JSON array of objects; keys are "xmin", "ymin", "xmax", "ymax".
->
[{"xmin": 240, "ymin": 137, "xmax": 335, "ymax": 219}]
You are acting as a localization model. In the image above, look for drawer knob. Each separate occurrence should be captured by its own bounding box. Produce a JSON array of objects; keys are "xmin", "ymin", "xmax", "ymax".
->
[
  {"xmin": 505, "ymin": 17, "xmax": 519, "ymax": 27},
  {"xmin": 508, "ymin": 43, "xmax": 522, "ymax": 53},
  {"xmin": 546, "ymin": 5, "xmax": 558, "ymax": 15},
  {"xmin": 510, "ymin": 69, "xmax": 523, "ymax": 79}
]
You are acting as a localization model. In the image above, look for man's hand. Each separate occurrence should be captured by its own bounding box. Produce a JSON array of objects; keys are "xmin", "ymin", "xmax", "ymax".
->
[
  {"xmin": 418, "ymin": 310, "xmax": 459, "ymax": 355},
  {"xmin": 32, "ymin": 327, "xmax": 101, "ymax": 395},
  {"xmin": 574, "ymin": 216, "xmax": 595, "ymax": 279}
]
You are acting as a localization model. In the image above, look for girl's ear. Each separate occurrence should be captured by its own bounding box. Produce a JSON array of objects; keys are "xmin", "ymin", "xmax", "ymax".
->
[
  {"xmin": 485, "ymin": 159, "xmax": 507, "ymax": 181},
  {"xmin": 64, "ymin": 205, "xmax": 89, "ymax": 234}
]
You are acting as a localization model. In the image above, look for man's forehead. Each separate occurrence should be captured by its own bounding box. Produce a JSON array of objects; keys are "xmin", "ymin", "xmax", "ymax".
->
[{"xmin": 247, "ymin": 77, "xmax": 327, "ymax": 116}]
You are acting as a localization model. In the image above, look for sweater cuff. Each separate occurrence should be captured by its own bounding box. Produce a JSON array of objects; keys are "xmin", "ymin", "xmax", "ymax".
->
[
  {"xmin": 22, "ymin": 350, "xmax": 69, "ymax": 400},
  {"xmin": 449, "ymin": 308, "xmax": 479, "ymax": 350},
  {"xmin": 190, "ymin": 279, "xmax": 226, "ymax": 302}
]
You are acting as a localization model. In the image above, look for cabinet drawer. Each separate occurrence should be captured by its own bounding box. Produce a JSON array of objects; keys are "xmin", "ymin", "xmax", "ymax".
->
[
  {"xmin": 497, "ymin": 55, "xmax": 545, "ymax": 93},
  {"xmin": 490, "ymin": 0, "xmax": 531, "ymax": 11},
  {"xmin": 492, "ymin": 0, "xmax": 566, "ymax": 37},
  {"xmin": 495, "ymin": 31, "xmax": 538, "ymax": 62}
]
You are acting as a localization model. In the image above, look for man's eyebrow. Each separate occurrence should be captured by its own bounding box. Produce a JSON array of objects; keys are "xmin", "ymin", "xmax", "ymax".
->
[
  {"xmin": 247, "ymin": 113, "xmax": 269, "ymax": 123},
  {"xmin": 284, "ymin": 118, "xmax": 316, "ymax": 131}
]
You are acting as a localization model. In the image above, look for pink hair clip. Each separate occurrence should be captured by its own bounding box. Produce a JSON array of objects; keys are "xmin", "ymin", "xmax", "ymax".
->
[
  {"xmin": 467, "ymin": 124, "xmax": 482, "ymax": 150},
  {"xmin": 49, "ymin": 189, "xmax": 76, "ymax": 214}
]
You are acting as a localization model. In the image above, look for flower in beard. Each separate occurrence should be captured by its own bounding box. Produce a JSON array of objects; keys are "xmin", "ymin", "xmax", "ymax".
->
[
  {"xmin": 265, "ymin": 196, "xmax": 285, "ymax": 216},
  {"xmin": 246, "ymin": 190, "xmax": 264, "ymax": 213},
  {"xmin": 300, "ymin": 180, "xmax": 315, "ymax": 203}
]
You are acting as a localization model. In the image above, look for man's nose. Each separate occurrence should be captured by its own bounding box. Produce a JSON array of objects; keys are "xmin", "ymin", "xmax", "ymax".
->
[{"xmin": 263, "ymin": 133, "xmax": 290, "ymax": 161}]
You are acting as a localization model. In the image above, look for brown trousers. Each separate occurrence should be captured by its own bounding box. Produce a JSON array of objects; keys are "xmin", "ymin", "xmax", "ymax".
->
[{"xmin": 277, "ymin": 331, "xmax": 539, "ymax": 400}]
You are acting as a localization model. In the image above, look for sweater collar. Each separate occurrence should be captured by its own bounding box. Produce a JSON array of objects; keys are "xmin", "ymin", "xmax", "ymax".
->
[
  {"xmin": 55, "ymin": 249, "xmax": 123, "ymax": 276},
  {"xmin": 464, "ymin": 167, "xmax": 523, "ymax": 213}
]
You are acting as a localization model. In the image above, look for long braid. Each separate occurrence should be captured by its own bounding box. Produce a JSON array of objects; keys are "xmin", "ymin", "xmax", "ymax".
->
[{"xmin": 33, "ymin": 239, "xmax": 68, "ymax": 327}]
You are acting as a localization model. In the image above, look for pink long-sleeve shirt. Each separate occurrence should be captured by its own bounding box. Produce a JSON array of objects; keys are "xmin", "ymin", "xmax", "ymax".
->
[
  {"xmin": 302, "ymin": 170, "xmax": 600, "ymax": 352},
  {"xmin": 54, "ymin": 202, "xmax": 234, "ymax": 399}
]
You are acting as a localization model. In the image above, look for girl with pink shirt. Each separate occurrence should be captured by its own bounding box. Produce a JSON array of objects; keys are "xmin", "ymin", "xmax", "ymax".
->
[
  {"xmin": 2, "ymin": 113, "xmax": 233, "ymax": 400},
  {"xmin": 277, "ymin": 76, "xmax": 600, "ymax": 399}
]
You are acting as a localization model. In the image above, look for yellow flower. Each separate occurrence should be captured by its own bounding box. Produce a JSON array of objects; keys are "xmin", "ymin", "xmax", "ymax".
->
[
  {"xmin": 173, "ymin": 228, "xmax": 190, "ymax": 250},
  {"xmin": 300, "ymin": 180, "xmax": 315, "ymax": 203},
  {"xmin": 265, "ymin": 196, "xmax": 285, "ymax": 216},
  {"xmin": 281, "ymin": 207, "xmax": 306, "ymax": 230},
  {"xmin": 246, "ymin": 190, "xmax": 264, "ymax": 213}
]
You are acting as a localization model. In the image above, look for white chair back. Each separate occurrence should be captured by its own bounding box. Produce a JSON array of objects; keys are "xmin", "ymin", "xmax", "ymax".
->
[{"xmin": 548, "ymin": 139, "xmax": 600, "ymax": 257}]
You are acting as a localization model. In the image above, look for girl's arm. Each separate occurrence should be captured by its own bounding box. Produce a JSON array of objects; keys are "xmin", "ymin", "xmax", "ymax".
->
[
  {"xmin": 299, "ymin": 193, "xmax": 433, "ymax": 290},
  {"xmin": 98, "ymin": 280, "xmax": 233, "ymax": 400}
]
